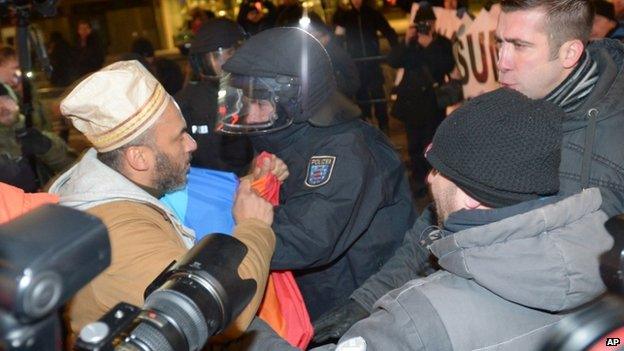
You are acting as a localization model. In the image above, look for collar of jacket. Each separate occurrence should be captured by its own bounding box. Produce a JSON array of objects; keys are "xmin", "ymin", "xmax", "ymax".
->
[
  {"xmin": 429, "ymin": 188, "xmax": 611, "ymax": 312},
  {"xmin": 545, "ymin": 52, "xmax": 598, "ymax": 113},
  {"xmin": 48, "ymin": 148, "xmax": 195, "ymax": 248},
  {"xmin": 442, "ymin": 195, "xmax": 561, "ymax": 234},
  {"xmin": 561, "ymin": 39, "xmax": 624, "ymax": 131}
]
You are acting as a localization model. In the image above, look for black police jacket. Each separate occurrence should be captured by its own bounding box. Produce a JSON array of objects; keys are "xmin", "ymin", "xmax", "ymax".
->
[
  {"xmin": 175, "ymin": 80, "xmax": 254, "ymax": 176},
  {"xmin": 252, "ymin": 107, "xmax": 416, "ymax": 320}
]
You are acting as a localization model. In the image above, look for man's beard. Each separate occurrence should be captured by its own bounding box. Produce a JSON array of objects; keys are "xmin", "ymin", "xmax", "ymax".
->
[
  {"xmin": 153, "ymin": 151, "xmax": 189, "ymax": 193},
  {"xmin": 432, "ymin": 185, "xmax": 457, "ymax": 228}
]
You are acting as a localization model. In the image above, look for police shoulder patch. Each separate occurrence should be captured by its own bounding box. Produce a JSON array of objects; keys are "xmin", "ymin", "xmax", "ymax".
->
[{"xmin": 305, "ymin": 155, "xmax": 336, "ymax": 187}]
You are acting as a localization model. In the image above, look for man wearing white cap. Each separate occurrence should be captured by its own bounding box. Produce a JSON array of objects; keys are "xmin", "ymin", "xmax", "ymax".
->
[{"xmin": 48, "ymin": 60, "xmax": 276, "ymax": 340}]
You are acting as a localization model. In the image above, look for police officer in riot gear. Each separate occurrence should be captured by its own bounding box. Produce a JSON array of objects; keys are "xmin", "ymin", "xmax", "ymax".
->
[
  {"xmin": 175, "ymin": 18, "xmax": 253, "ymax": 176},
  {"xmin": 218, "ymin": 27, "xmax": 416, "ymax": 320}
]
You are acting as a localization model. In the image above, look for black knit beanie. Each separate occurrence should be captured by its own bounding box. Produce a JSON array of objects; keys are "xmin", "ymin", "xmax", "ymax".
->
[{"xmin": 425, "ymin": 88, "xmax": 563, "ymax": 208}]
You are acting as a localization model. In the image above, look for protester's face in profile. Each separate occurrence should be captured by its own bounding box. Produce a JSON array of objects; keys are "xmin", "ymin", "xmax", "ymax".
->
[
  {"xmin": 150, "ymin": 101, "xmax": 197, "ymax": 192},
  {"xmin": 0, "ymin": 57, "xmax": 20, "ymax": 89},
  {"xmin": 351, "ymin": 0, "xmax": 363, "ymax": 10},
  {"xmin": 495, "ymin": 9, "xmax": 568, "ymax": 99},
  {"xmin": 427, "ymin": 169, "xmax": 460, "ymax": 227}
]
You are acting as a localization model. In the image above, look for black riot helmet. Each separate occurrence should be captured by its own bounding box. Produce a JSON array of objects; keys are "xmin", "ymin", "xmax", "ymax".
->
[
  {"xmin": 189, "ymin": 18, "xmax": 246, "ymax": 79},
  {"xmin": 217, "ymin": 27, "xmax": 337, "ymax": 135}
]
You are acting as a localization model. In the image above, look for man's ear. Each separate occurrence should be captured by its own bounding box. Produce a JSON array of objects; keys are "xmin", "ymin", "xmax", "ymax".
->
[
  {"xmin": 558, "ymin": 39, "xmax": 585, "ymax": 69},
  {"xmin": 124, "ymin": 145, "xmax": 152, "ymax": 172}
]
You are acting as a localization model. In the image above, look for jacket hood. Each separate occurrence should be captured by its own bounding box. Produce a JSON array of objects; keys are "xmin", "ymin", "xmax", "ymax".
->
[
  {"xmin": 566, "ymin": 39, "xmax": 624, "ymax": 130},
  {"xmin": 48, "ymin": 148, "xmax": 195, "ymax": 247},
  {"xmin": 430, "ymin": 188, "xmax": 613, "ymax": 312}
]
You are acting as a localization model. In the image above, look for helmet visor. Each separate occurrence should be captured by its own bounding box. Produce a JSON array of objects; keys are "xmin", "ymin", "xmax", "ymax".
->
[
  {"xmin": 195, "ymin": 47, "xmax": 237, "ymax": 77},
  {"xmin": 216, "ymin": 74, "xmax": 295, "ymax": 134}
]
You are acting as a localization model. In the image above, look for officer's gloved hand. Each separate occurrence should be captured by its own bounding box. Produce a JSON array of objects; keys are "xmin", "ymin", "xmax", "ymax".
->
[
  {"xmin": 312, "ymin": 299, "xmax": 370, "ymax": 345},
  {"xmin": 16, "ymin": 128, "xmax": 52, "ymax": 156}
]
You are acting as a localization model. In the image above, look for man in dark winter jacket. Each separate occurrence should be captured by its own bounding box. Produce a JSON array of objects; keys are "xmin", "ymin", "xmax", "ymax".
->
[
  {"xmin": 228, "ymin": 88, "xmax": 613, "ymax": 351},
  {"xmin": 75, "ymin": 20, "xmax": 105, "ymax": 78},
  {"xmin": 333, "ymin": 0, "xmax": 398, "ymax": 133},
  {"xmin": 219, "ymin": 27, "xmax": 415, "ymax": 320},
  {"xmin": 175, "ymin": 19, "xmax": 254, "ymax": 176},
  {"xmin": 312, "ymin": 0, "xmax": 624, "ymax": 343},
  {"xmin": 388, "ymin": 4, "xmax": 455, "ymax": 197}
]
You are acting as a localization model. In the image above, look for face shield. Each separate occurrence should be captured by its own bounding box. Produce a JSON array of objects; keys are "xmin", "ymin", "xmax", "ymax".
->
[
  {"xmin": 216, "ymin": 74, "xmax": 299, "ymax": 135},
  {"xmin": 190, "ymin": 46, "xmax": 238, "ymax": 78}
]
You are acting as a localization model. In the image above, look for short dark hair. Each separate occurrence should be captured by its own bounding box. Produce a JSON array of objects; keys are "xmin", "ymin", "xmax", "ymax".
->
[
  {"xmin": 131, "ymin": 38, "xmax": 155, "ymax": 58},
  {"xmin": 501, "ymin": 0, "xmax": 593, "ymax": 56}
]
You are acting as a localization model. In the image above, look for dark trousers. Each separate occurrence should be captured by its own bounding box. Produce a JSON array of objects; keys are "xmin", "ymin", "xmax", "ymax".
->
[
  {"xmin": 355, "ymin": 64, "xmax": 388, "ymax": 130},
  {"xmin": 356, "ymin": 81, "xmax": 388, "ymax": 130},
  {"xmin": 404, "ymin": 119, "xmax": 441, "ymax": 194}
]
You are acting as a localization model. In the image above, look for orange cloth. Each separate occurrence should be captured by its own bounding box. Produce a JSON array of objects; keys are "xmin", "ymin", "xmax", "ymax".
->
[
  {"xmin": 251, "ymin": 151, "xmax": 280, "ymax": 206},
  {"xmin": 273, "ymin": 271, "xmax": 313, "ymax": 348},
  {"xmin": 251, "ymin": 152, "xmax": 313, "ymax": 349},
  {"xmin": 257, "ymin": 275, "xmax": 287, "ymax": 335},
  {"xmin": 0, "ymin": 182, "xmax": 58, "ymax": 224}
]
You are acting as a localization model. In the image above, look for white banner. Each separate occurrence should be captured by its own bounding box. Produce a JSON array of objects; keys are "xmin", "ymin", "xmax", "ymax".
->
[{"xmin": 408, "ymin": 4, "xmax": 502, "ymax": 98}]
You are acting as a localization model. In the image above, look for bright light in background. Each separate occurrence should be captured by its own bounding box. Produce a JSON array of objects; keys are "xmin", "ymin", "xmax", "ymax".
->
[
  {"xmin": 25, "ymin": 71, "xmax": 34, "ymax": 79},
  {"xmin": 299, "ymin": 15, "xmax": 311, "ymax": 28},
  {"xmin": 217, "ymin": 10, "xmax": 227, "ymax": 17},
  {"xmin": 218, "ymin": 89, "xmax": 227, "ymax": 99}
]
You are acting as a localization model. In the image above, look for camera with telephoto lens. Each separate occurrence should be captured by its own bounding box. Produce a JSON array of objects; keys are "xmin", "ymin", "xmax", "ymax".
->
[
  {"xmin": 75, "ymin": 233, "xmax": 256, "ymax": 351},
  {"xmin": 415, "ymin": 21, "xmax": 432, "ymax": 35},
  {"xmin": 0, "ymin": 204, "xmax": 257, "ymax": 351},
  {"xmin": 541, "ymin": 215, "xmax": 624, "ymax": 351}
]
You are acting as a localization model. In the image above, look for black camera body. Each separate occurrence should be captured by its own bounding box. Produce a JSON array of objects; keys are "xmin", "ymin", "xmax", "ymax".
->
[
  {"xmin": 0, "ymin": 205, "xmax": 110, "ymax": 351},
  {"xmin": 0, "ymin": 205, "xmax": 110, "ymax": 323}
]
